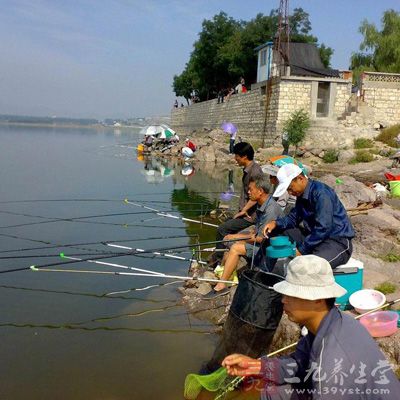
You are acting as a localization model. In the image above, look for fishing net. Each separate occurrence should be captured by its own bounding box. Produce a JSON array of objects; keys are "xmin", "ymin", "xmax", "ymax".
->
[
  {"xmin": 184, "ymin": 367, "xmax": 231, "ymax": 399},
  {"xmin": 184, "ymin": 271, "xmax": 284, "ymax": 399}
]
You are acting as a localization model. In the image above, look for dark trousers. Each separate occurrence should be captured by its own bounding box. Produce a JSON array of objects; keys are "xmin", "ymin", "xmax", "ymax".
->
[
  {"xmin": 282, "ymin": 228, "xmax": 353, "ymax": 269},
  {"xmin": 229, "ymin": 139, "xmax": 235, "ymax": 154},
  {"xmin": 255, "ymin": 228, "xmax": 353, "ymax": 271},
  {"xmin": 215, "ymin": 217, "xmax": 253, "ymax": 255}
]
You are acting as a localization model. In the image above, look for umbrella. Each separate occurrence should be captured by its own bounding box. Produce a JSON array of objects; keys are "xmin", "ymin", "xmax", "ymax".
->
[
  {"xmin": 269, "ymin": 155, "xmax": 308, "ymax": 176},
  {"xmin": 159, "ymin": 129, "xmax": 175, "ymax": 139},
  {"xmin": 139, "ymin": 125, "xmax": 165, "ymax": 136},
  {"xmin": 221, "ymin": 122, "xmax": 237, "ymax": 134}
]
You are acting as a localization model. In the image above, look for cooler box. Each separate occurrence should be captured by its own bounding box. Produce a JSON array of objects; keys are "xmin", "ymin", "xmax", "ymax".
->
[{"xmin": 333, "ymin": 258, "xmax": 364, "ymax": 309}]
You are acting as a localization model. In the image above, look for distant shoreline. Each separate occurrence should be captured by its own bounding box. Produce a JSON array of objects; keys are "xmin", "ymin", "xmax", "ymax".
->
[{"xmin": 0, "ymin": 121, "xmax": 142, "ymax": 130}]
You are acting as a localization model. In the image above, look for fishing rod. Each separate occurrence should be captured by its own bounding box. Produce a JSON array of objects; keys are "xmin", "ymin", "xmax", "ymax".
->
[
  {"xmin": 104, "ymin": 243, "xmax": 207, "ymax": 265},
  {"xmin": 0, "ymin": 198, "xmax": 216, "ymax": 205},
  {"xmin": 0, "ymin": 234, "xmax": 198, "ymax": 254},
  {"xmin": 1, "ymin": 236, "xmax": 251, "ymax": 274},
  {"xmin": 214, "ymin": 297, "xmax": 400, "ymax": 399},
  {"xmin": 124, "ymin": 199, "xmax": 219, "ymax": 228},
  {"xmin": 0, "ymin": 208, "xmax": 209, "ymax": 230},
  {"xmin": 30, "ymin": 265, "xmax": 241, "ymax": 287}
]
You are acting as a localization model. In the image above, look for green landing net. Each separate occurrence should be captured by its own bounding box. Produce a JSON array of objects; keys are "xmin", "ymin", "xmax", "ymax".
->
[
  {"xmin": 184, "ymin": 367, "xmax": 245, "ymax": 400},
  {"xmin": 184, "ymin": 367, "xmax": 231, "ymax": 399}
]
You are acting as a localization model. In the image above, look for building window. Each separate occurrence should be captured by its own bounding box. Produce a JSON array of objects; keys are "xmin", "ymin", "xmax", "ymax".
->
[{"xmin": 260, "ymin": 49, "xmax": 267, "ymax": 66}]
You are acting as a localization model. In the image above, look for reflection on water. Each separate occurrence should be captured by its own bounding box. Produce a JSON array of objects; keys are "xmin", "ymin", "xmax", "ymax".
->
[{"xmin": 0, "ymin": 125, "xmax": 242, "ymax": 399}]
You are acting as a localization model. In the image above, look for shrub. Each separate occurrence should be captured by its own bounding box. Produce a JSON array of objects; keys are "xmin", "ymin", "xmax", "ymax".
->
[
  {"xmin": 381, "ymin": 253, "xmax": 400, "ymax": 262},
  {"xmin": 348, "ymin": 150, "xmax": 374, "ymax": 164},
  {"xmin": 375, "ymin": 124, "xmax": 400, "ymax": 147},
  {"xmin": 283, "ymin": 109, "xmax": 310, "ymax": 151},
  {"xmin": 354, "ymin": 138, "xmax": 374, "ymax": 149},
  {"xmin": 374, "ymin": 281, "xmax": 397, "ymax": 294},
  {"xmin": 322, "ymin": 149, "xmax": 338, "ymax": 163}
]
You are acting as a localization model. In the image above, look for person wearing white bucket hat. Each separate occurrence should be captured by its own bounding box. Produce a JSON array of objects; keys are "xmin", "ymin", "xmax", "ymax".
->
[
  {"xmin": 262, "ymin": 164, "xmax": 355, "ymax": 269},
  {"xmin": 223, "ymin": 255, "xmax": 400, "ymax": 399}
]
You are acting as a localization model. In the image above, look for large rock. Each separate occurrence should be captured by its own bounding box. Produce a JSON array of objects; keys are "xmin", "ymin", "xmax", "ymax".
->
[
  {"xmin": 337, "ymin": 149, "xmax": 355, "ymax": 163},
  {"xmin": 195, "ymin": 145, "xmax": 216, "ymax": 162},
  {"xmin": 319, "ymin": 175, "xmax": 377, "ymax": 209}
]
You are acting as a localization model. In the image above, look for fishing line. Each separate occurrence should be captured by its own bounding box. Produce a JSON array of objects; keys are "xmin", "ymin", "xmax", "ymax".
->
[
  {"xmin": 0, "ymin": 322, "xmax": 213, "ymax": 335},
  {"xmin": 0, "ymin": 284, "xmax": 176, "ymax": 303},
  {"xmin": 105, "ymin": 280, "xmax": 182, "ymax": 296}
]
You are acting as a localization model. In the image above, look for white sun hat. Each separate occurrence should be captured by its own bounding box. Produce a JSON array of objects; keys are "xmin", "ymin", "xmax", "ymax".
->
[
  {"xmin": 273, "ymin": 255, "xmax": 347, "ymax": 300},
  {"xmin": 273, "ymin": 163, "xmax": 303, "ymax": 197}
]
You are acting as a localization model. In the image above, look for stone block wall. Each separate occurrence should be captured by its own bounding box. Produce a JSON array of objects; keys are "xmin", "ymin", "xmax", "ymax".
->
[
  {"xmin": 171, "ymin": 76, "xmax": 353, "ymax": 147},
  {"xmin": 334, "ymin": 82, "xmax": 352, "ymax": 117},
  {"xmin": 171, "ymin": 90, "xmax": 265, "ymax": 137},
  {"xmin": 361, "ymin": 72, "xmax": 400, "ymax": 126}
]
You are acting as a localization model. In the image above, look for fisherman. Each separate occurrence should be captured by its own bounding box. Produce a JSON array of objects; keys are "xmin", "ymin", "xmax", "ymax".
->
[
  {"xmin": 204, "ymin": 175, "xmax": 282, "ymax": 299},
  {"xmin": 211, "ymin": 142, "xmax": 263, "ymax": 267},
  {"xmin": 261, "ymin": 164, "xmax": 295, "ymax": 214},
  {"xmin": 222, "ymin": 255, "xmax": 400, "ymax": 399},
  {"xmin": 262, "ymin": 164, "xmax": 354, "ymax": 268}
]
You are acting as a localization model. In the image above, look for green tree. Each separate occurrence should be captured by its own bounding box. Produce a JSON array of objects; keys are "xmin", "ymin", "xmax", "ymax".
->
[
  {"xmin": 350, "ymin": 9, "xmax": 400, "ymax": 82},
  {"xmin": 173, "ymin": 8, "xmax": 333, "ymax": 101},
  {"xmin": 283, "ymin": 109, "xmax": 310, "ymax": 151}
]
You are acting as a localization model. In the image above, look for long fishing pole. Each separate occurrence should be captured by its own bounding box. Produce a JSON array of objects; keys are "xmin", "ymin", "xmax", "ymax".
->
[
  {"xmin": 1, "ymin": 236, "xmax": 251, "ymax": 275},
  {"xmin": 0, "ymin": 208, "xmax": 209, "ymax": 230},
  {"xmin": 30, "ymin": 266, "xmax": 241, "ymax": 286},
  {"xmin": 124, "ymin": 199, "xmax": 219, "ymax": 228},
  {"xmin": 104, "ymin": 243, "xmax": 207, "ymax": 265},
  {"xmin": 0, "ymin": 234, "xmax": 198, "ymax": 254},
  {"xmin": 215, "ymin": 297, "xmax": 400, "ymax": 399}
]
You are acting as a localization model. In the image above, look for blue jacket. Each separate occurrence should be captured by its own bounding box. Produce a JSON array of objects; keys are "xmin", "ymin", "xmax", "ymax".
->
[
  {"xmin": 261, "ymin": 307, "xmax": 400, "ymax": 399},
  {"xmin": 275, "ymin": 180, "xmax": 355, "ymax": 254}
]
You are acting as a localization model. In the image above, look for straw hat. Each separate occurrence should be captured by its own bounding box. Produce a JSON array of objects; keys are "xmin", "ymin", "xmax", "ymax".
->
[{"xmin": 273, "ymin": 255, "xmax": 347, "ymax": 300}]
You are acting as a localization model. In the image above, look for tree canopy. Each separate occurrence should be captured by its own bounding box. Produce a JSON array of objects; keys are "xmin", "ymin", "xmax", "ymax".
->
[
  {"xmin": 173, "ymin": 8, "xmax": 333, "ymax": 102},
  {"xmin": 350, "ymin": 9, "xmax": 400, "ymax": 82}
]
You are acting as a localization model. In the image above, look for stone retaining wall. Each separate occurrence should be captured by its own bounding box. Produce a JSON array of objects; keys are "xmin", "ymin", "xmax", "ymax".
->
[
  {"xmin": 171, "ymin": 76, "xmax": 352, "ymax": 146},
  {"xmin": 171, "ymin": 90, "xmax": 265, "ymax": 138}
]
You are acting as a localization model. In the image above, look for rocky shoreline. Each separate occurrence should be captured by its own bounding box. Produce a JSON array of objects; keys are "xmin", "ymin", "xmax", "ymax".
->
[{"xmin": 165, "ymin": 130, "xmax": 400, "ymax": 374}]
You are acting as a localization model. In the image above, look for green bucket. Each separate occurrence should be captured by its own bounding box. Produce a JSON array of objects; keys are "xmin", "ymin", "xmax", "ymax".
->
[{"xmin": 389, "ymin": 181, "xmax": 400, "ymax": 197}]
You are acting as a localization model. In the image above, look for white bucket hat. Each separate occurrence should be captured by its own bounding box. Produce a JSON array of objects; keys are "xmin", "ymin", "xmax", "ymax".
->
[
  {"xmin": 273, "ymin": 255, "xmax": 347, "ymax": 300},
  {"xmin": 261, "ymin": 164, "xmax": 279, "ymax": 177},
  {"xmin": 273, "ymin": 163, "xmax": 303, "ymax": 197}
]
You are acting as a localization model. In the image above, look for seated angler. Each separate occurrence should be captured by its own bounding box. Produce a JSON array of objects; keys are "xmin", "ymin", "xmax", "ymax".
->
[
  {"xmin": 262, "ymin": 164, "xmax": 354, "ymax": 269},
  {"xmin": 223, "ymin": 255, "xmax": 400, "ymax": 399},
  {"xmin": 211, "ymin": 142, "xmax": 263, "ymax": 267},
  {"xmin": 204, "ymin": 175, "xmax": 282, "ymax": 299}
]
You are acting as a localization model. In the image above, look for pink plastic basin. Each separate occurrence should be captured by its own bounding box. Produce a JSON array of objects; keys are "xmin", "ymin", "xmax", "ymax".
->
[{"xmin": 360, "ymin": 311, "xmax": 399, "ymax": 338}]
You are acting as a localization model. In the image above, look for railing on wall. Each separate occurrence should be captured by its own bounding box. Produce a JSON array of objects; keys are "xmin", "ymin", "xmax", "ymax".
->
[{"xmin": 362, "ymin": 71, "xmax": 400, "ymax": 83}]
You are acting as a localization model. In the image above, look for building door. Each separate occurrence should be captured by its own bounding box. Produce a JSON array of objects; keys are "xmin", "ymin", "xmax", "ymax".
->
[{"xmin": 316, "ymin": 82, "xmax": 330, "ymax": 117}]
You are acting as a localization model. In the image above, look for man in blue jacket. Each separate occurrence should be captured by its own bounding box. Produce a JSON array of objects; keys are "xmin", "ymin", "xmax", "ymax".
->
[
  {"xmin": 222, "ymin": 255, "xmax": 400, "ymax": 399},
  {"xmin": 262, "ymin": 164, "xmax": 354, "ymax": 268}
]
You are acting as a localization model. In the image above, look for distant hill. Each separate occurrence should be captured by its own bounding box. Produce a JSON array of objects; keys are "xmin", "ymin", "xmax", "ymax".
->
[
  {"xmin": 0, "ymin": 114, "xmax": 171, "ymax": 127},
  {"xmin": 0, "ymin": 114, "xmax": 98, "ymax": 126}
]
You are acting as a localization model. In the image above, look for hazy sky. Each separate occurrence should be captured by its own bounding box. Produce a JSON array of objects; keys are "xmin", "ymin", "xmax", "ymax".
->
[{"xmin": 0, "ymin": 0, "xmax": 398, "ymax": 119}]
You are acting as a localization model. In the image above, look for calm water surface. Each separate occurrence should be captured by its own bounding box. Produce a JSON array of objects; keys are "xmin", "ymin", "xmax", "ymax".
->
[{"xmin": 0, "ymin": 125, "xmax": 236, "ymax": 399}]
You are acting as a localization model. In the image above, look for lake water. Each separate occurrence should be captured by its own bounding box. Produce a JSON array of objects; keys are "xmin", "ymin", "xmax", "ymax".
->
[{"xmin": 0, "ymin": 125, "xmax": 237, "ymax": 399}]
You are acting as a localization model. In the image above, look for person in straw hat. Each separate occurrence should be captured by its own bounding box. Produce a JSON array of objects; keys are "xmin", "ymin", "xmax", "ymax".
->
[{"xmin": 222, "ymin": 255, "xmax": 400, "ymax": 399}]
